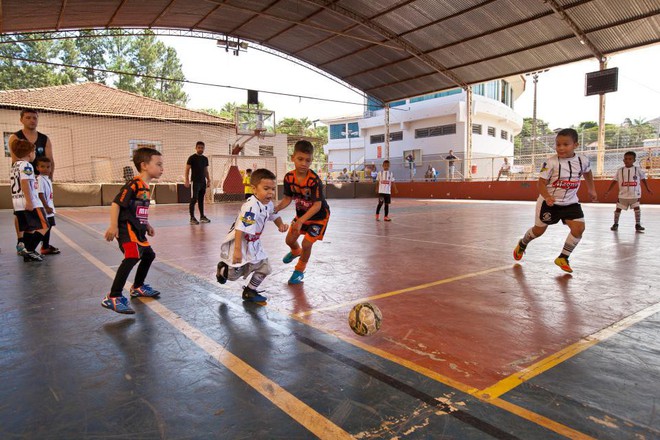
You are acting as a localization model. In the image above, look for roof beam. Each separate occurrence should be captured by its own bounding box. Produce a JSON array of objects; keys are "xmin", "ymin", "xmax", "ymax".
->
[
  {"xmin": 542, "ymin": 0, "xmax": 606, "ymax": 62},
  {"xmin": 227, "ymin": 0, "xmax": 284, "ymax": 35},
  {"xmin": 56, "ymin": 0, "xmax": 68, "ymax": 31},
  {"xmin": 150, "ymin": 0, "xmax": 178, "ymax": 28},
  {"xmin": 263, "ymin": 0, "xmax": 341, "ymax": 47},
  {"xmin": 191, "ymin": 3, "xmax": 223, "ymax": 30},
  {"xmin": 106, "ymin": 0, "xmax": 129, "ymax": 28}
]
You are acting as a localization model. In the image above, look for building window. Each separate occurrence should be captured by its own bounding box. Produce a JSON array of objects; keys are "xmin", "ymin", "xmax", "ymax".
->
[
  {"xmin": 389, "ymin": 99, "xmax": 407, "ymax": 107},
  {"xmin": 472, "ymin": 124, "xmax": 482, "ymax": 135},
  {"xmin": 415, "ymin": 124, "xmax": 456, "ymax": 138},
  {"xmin": 390, "ymin": 131, "xmax": 403, "ymax": 141},
  {"xmin": 347, "ymin": 122, "xmax": 359, "ymax": 137},
  {"xmin": 501, "ymin": 130, "xmax": 508, "ymax": 140},
  {"xmin": 370, "ymin": 134, "xmax": 385, "ymax": 144},
  {"xmin": 330, "ymin": 124, "xmax": 345, "ymax": 140},
  {"xmin": 473, "ymin": 83, "xmax": 485, "ymax": 96},
  {"xmin": 410, "ymin": 88, "xmax": 461, "ymax": 103},
  {"xmin": 487, "ymin": 126, "xmax": 496, "ymax": 137},
  {"xmin": 259, "ymin": 145, "xmax": 274, "ymax": 156}
]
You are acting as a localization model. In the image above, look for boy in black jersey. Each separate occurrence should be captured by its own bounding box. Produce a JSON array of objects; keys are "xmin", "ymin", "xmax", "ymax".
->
[{"xmin": 102, "ymin": 148, "xmax": 163, "ymax": 314}]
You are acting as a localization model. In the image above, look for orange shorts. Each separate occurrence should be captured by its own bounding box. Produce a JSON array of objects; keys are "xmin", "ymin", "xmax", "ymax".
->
[{"xmin": 291, "ymin": 216, "xmax": 329, "ymax": 243}]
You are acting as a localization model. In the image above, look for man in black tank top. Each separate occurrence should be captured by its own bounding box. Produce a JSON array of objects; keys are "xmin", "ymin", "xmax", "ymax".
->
[{"xmin": 8, "ymin": 109, "xmax": 54, "ymax": 179}]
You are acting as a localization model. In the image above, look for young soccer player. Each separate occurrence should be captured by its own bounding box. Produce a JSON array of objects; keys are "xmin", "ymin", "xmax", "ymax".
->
[
  {"xmin": 275, "ymin": 140, "xmax": 331, "ymax": 284},
  {"xmin": 243, "ymin": 168, "xmax": 253, "ymax": 199},
  {"xmin": 216, "ymin": 168, "xmax": 288, "ymax": 303},
  {"xmin": 35, "ymin": 157, "xmax": 60, "ymax": 255},
  {"xmin": 10, "ymin": 139, "xmax": 49, "ymax": 262},
  {"xmin": 604, "ymin": 151, "xmax": 652, "ymax": 232},
  {"xmin": 513, "ymin": 128, "xmax": 597, "ymax": 273},
  {"xmin": 375, "ymin": 159, "xmax": 398, "ymax": 221},
  {"xmin": 102, "ymin": 147, "xmax": 163, "ymax": 314}
]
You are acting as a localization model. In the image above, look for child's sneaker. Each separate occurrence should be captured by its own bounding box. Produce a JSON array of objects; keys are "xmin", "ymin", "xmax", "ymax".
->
[
  {"xmin": 216, "ymin": 261, "xmax": 228, "ymax": 284},
  {"xmin": 610, "ymin": 223, "xmax": 618, "ymax": 231},
  {"xmin": 635, "ymin": 224, "xmax": 645, "ymax": 232},
  {"xmin": 40, "ymin": 246, "xmax": 61, "ymax": 255},
  {"xmin": 101, "ymin": 295, "xmax": 135, "ymax": 314},
  {"xmin": 200, "ymin": 216, "xmax": 211, "ymax": 223},
  {"xmin": 16, "ymin": 241, "xmax": 26, "ymax": 255},
  {"xmin": 283, "ymin": 251, "xmax": 300, "ymax": 264},
  {"xmin": 375, "ymin": 214, "xmax": 380, "ymax": 221},
  {"xmin": 242, "ymin": 286, "xmax": 267, "ymax": 303},
  {"xmin": 384, "ymin": 216, "xmax": 392, "ymax": 222},
  {"xmin": 190, "ymin": 217, "xmax": 200, "ymax": 225},
  {"xmin": 130, "ymin": 284, "xmax": 161, "ymax": 298},
  {"xmin": 23, "ymin": 251, "xmax": 43, "ymax": 262},
  {"xmin": 513, "ymin": 240, "xmax": 526, "ymax": 261},
  {"xmin": 554, "ymin": 257, "xmax": 573, "ymax": 273},
  {"xmin": 288, "ymin": 270, "xmax": 304, "ymax": 285}
]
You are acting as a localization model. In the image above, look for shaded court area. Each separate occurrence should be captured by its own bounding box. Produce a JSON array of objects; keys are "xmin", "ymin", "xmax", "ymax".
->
[{"xmin": 1, "ymin": 199, "xmax": 659, "ymax": 439}]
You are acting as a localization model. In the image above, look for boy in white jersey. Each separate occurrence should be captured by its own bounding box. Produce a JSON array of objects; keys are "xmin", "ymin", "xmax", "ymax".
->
[
  {"xmin": 513, "ymin": 128, "xmax": 597, "ymax": 273},
  {"xmin": 35, "ymin": 157, "xmax": 60, "ymax": 255},
  {"xmin": 604, "ymin": 151, "xmax": 652, "ymax": 232},
  {"xmin": 10, "ymin": 139, "xmax": 49, "ymax": 262},
  {"xmin": 375, "ymin": 159, "xmax": 398, "ymax": 221},
  {"xmin": 216, "ymin": 168, "xmax": 288, "ymax": 303}
]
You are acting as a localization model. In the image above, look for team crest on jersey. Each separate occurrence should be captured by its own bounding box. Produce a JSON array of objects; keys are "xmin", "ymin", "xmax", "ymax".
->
[
  {"xmin": 540, "ymin": 162, "xmax": 547, "ymax": 172},
  {"xmin": 241, "ymin": 211, "xmax": 256, "ymax": 227},
  {"xmin": 301, "ymin": 188, "xmax": 311, "ymax": 198},
  {"xmin": 542, "ymin": 212, "xmax": 552, "ymax": 222},
  {"xmin": 22, "ymin": 166, "xmax": 33, "ymax": 176}
]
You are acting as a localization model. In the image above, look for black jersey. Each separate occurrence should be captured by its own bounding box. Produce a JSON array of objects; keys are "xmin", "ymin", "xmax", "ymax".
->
[{"xmin": 15, "ymin": 130, "xmax": 49, "ymax": 173}]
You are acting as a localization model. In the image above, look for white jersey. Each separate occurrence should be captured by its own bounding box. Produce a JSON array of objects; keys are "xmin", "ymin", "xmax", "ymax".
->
[
  {"xmin": 377, "ymin": 170, "xmax": 395, "ymax": 194},
  {"xmin": 37, "ymin": 175, "xmax": 56, "ymax": 217},
  {"xmin": 10, "ymin": 160, "xmax": 43, "ymax": 211},
  {"xmin": 614, "ymin": 165, "xmax": 645, "ymax": 199},
  {"xmin": 539, "ymin": 154, "xmax": 591, "ymax": 206},
  {"xmin": 220, "ymin": 196, "xmax": 280, "ymax": 267}
]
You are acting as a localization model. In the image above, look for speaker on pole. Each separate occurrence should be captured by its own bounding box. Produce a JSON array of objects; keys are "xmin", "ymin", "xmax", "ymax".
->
[{"xmin": 247, "ymin": 90, "xmax": 259, "ymax": 105}]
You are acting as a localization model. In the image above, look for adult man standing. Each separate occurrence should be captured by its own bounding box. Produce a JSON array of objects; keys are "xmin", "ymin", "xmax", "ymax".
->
[
  {"xmin": 445, "ymin": 150, "xmax": 458, "ymax": 180},
  {"xmin": 8, "ymin": 108, "xmax": 54, "ymax": 255},
  {"xmin": 184, "ymin": 141, "xmax": 211, "ymax": 225}
]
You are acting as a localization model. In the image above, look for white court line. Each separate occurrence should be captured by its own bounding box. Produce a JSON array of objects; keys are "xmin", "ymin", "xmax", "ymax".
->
[{"xmin": 51, "ymin": 227, "xmax": 353, "ymax": 440}]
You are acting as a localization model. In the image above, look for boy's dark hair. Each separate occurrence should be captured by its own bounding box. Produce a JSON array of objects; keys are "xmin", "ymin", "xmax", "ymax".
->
[
  {"xmin": 293, "ymin": 140, "xmax": 314, "ymax": 155},
  {"xmin": 246, "ymin": 168, "xmax": 252, "ymax": 173},
  {"xmin": 132, "ymin": 147, "xmax": 162, "ymax": 171},
  {"xmin": 196, "ymin": 141, "xmax": 205, "ymax": 147},
  {"xmin": 250, "ymin": 168, "xmax": 276, "ymax": 186},
  {"xmin": 34, "ymin": 156, "xmax": 52, "ymax": 166},
  {"xmin": 624, "ymin": 151, "xmax": 636, "ymax": 159},
  {"xmin": 556, "ymin": 128, "xmax": 578, "ymax": 143},
  {"xmin": 20, "ymin": 108, "xmax": 38, "ymax": 118},
  {"xmin": 10, "ymin": 138, "xmax": 35, "ymax": 158},
  {"xmin": 383, "ymin": 160, "xmax": 390, "ymax": 165}
]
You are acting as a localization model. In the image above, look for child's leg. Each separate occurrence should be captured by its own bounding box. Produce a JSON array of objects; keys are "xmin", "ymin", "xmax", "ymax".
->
[
  {"xmin": 613, "ymin": 208, "xmax": 621, "ymax": 225},
  {"xmin": 132, "ymin": 246, "xmax": 156, "ymax": 289},
  {"xmin": 384, "ymin": 201, "xmax": 390, "ymax": 217},
  {"xmin": 110, "ymin": 256, "xmax": 140, "ymax": 296},
  {"xmin": 41, "ymin": 226, "xmax": 52, "ymax": 249},
  {"xmin": 247, "ymin": 260, "xmax": 272, "ymax": 290},
  {"xmin": 559, "ymin": 220, "xmax": 585, "ymax": 259},
  {"xmin": 634, "ymin": 207, "xmax": 641, "ymax": 225},
  {"xmin": 376, "ymin": 197, "xmax": 384, "ymax": 214},
  {"xmin": 285, "ymin": 227, "xmax": 302, "ymax": 253},
  {"xmin": 294, "ymin": 238, "xmax": 314, "ymax": 273},
  {"xmin": 520, "ymin": 225, "xmax": 546, "ymax": 247}
]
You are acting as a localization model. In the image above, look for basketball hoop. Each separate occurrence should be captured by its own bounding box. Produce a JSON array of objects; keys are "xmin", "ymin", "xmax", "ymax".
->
[{"xmin": 254, "ymin": 129, "xmax": 265, "ymax": 140}]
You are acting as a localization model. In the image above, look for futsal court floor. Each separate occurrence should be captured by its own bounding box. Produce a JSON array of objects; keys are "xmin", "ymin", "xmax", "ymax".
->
[{"xmin": 1, "ymin": 198, "xmax": 659, "ymax": 439}]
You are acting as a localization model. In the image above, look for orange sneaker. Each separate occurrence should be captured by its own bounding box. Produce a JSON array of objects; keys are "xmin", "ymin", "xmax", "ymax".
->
[
  {"xmin": 554, "ymin": 257, "xmax": 573, "ymax": 273},
  {"xmin": 384, "ymin": 217, "xmax": 392, "ymax": 222},
  {"xmin": 513, "ymin": 240, "xmax": 525, "ymax": 261},
  {"xmin": 375, "ymin": 214, "xmax": 380, "ymax": 221}
]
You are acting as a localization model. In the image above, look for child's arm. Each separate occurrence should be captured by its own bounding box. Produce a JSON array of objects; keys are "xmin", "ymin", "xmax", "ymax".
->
[
  {"xmin": 292, "ymin": 201, "xmax": 322, "ymax": 235},
  {"xmin": 536, "ymin": 178, "xmax": 554, "ymax": 205},
  {"xmin": 233, "ymin": 229, "xmax": 244, "ymax": 264},
  {"xmin": 583, "ymin": 171, "xmax": 598, "ymax": 202},
  {"xmin": 38, "ymin": 193, "xmax": 52, "ymax": 214},
  {"xmin": 392, "ymin": 181, "xmax": 398, "ymax": 194},
  {"xmin": 642, "ymin": 178, "xmax": 653, "ymax": 194},
  {"xmin": 604, "ymin": 179, "xmax": 618, "ymax": 197},
  {"xmin": 21, "ymin": 180, "xmax": 34, "ymax": 211},
  {"xmin": 274, "ymin": 195, "xmax": 292, "ymax": 213},
  {"xmin": 104, "ymin": 202, "xmax": 121, "ymax": 241},
  {"xmin": 273, "ymin": 216, "xmax": 289, "ymax": 233}
]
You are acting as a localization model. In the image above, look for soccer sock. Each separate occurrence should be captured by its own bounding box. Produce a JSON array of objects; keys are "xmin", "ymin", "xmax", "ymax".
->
[
  {"xmin": 560, "ymin": 234, "xmax": 581, "ymax": 259},
  {"xmin": 248, "ymin": 272, "xmax": 266, "ymax": 290},
  {"xmin": 376, "ymin": 200, "xmax": 383, "ymax": 215},
  {"xmin": 295, "ymin": 260, "xmax": 307, "ymax": 272},
  {"xmin": 17, "ymin": 237, "xmax": 25, "ymax": 245},
  {"xmin": 384, "ymin": 203, "xmax": 389, "ymax": 217},
  {"xmin": 24, "ymin": 232, "xmax": 44, "ymax": 252},
  {"xmin": 110, "ymin": 258, "xmax": 139, "ymax": 297},
  {"xmin": 614, "ymin": 210, "xmax": 621, "ymax": 224},
  {"xmin": 520, "ymin": 228, "xmax": 537, "ymax": 247},
  {"xmin": 42, "ymin": 227, "xmax": 52, "ymax": 249},
  {"xmin": 133, "ymin": 248, "xmax": 156, "ymax": 288},
  {"xmin": 634, "ymin": 208, "xmax": 641, "ymax": 225}
]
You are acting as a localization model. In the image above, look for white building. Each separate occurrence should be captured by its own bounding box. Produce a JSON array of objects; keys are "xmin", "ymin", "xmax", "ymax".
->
[{"xmin": 323, "ymin": 76, "xmax": 525, "ymax": 180}]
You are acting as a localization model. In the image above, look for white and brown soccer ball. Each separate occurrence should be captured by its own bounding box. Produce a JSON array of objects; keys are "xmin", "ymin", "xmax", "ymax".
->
[{"xmin": 348, "ymin": 302, "xmax": 382, "ymax": 336}]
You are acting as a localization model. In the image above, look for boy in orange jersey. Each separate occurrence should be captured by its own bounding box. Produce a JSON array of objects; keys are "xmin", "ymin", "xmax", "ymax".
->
[
  {"xmin": 275, "ymin": 140, "xmax": 330, "ymax": 284},
  {"xmin": 102, "ymin": 147, "xmax": 163, "ymax": 314}
]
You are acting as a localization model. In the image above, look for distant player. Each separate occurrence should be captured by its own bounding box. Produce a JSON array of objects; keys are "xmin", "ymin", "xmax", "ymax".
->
[
  {"xmin": 513, "ymin": 128, "xmax": 597, "ymax": 273},
  {"xmin": 184, "ymin": 141, "xmax": 211, "ymax": 225},
  {"xmin": 35, "ymin": 157, "xmax": 60, "ymax": 255},
  {"xmin": 243, "ymin": 168, "xmax": 253, "ymax": 199},
  {"xmin": 216, "ymin": 169, "xmax": 288, "ymax": 303},
  {"xmin": 375, "ymin": 159, "xmax": 398, "ymax": 221},
  {"xmin": 604, "ymin": 151, "xmax": 652, "ymax": 232},
  {"xmin": 275, "ymin": 140, "xmax": 331, "ymax": 284}
]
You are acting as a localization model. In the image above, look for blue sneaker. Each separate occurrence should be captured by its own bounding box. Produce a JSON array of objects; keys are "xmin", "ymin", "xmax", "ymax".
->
[
  {"xmin": 288, "ymin": 270, "xmax": 304, "ymax": 285},
  {"xmin": 101, "ymin": 295, "xmax": 135, "ymax": 314},
  {"xmin": 130, "ymin": 284, "xmax": 161, "ymax": 298},
  {"xmin": 16, "ymin": 241, "xmax": 26, "ymax": 256},
  {"xmin": 283, "ymin": 251, "xmax": 300, "ymax": 264},
  {"xmin": 242, "ymin": 287, "xmax": 267, "ymax": 303}
]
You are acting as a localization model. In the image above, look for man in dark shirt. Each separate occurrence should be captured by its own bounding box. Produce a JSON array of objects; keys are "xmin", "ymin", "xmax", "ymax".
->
[
  {"xmin": 446, "ymin": 149, "xmax": 458, "ymax": 180},
  {"xmin": 184, "ymin": 141, "xmax": 211, "ymax": 224}
]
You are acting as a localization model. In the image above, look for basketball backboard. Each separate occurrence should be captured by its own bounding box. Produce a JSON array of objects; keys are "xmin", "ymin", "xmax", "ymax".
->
[{"xmin": 235, "ymin": 108, "xmax": 276, "ymax": 137}]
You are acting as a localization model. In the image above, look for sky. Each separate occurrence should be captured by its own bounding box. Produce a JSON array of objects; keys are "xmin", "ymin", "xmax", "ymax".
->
[{"xmin": 160, "ymin": 36, "xmax": 660, "ymax": 130}]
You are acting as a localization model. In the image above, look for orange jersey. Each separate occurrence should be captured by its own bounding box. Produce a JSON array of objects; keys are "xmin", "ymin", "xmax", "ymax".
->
[
  {"xmin": 283, "ymin": 170, "xmax": 330, "ymax": 221},
  {"xmin": 114, "ymin": 177, "xmax": 151, "ymax": 245}
]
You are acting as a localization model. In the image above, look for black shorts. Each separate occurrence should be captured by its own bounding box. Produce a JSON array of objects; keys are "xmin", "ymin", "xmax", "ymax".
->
[
  {"xmin": 14, "ymin": 208, "xmax": 49, "ymax": 232},
  {"xmin": 47, "ymin": 216, "xmax": 56, "ymax": 227},
  {"xmin": 538, "ymin": 201, "xmax": 584, "ymax": 226},
  {"xmin": 378, "ymin": 193, "xmax": 391, "ymax": 204}
]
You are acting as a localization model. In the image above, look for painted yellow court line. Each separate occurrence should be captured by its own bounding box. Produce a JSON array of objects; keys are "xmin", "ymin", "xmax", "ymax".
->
[
  {"xmin": 293, "ymin": 264, "xmax": 513, "ymax": 317},
  {"xmin": 52, "ymin": 228, "xmax": 353, "ymax": 440},
  {"xmin": 479, "ymin": 300, "xmax": 660, "ymax": 400}
]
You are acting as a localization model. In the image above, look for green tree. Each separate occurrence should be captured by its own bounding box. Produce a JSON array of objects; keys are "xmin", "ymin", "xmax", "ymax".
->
[
  {"xmin": 75, "ymin": 30, "xmax": 108, "ymax": 83},
  {"xmin": 157, "ymin": 46, "xmax": 187, "ymax": 106},
  {"xmin": 0, "ymin": 34, "xmax": 64, "ymax": 89}
]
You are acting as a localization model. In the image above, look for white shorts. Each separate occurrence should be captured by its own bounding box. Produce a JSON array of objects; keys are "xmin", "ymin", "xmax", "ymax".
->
[{"xmin": 616, "ymin": 198, "xmax": 640, "ymax": 210}]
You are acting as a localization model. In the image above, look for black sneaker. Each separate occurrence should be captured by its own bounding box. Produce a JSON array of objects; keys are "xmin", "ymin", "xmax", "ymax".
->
[
  {"xmin": 190, "ymin": 217, "xmax": 200, "ymax": 225},
  {"xmin": 23, "ymin": 251, "xmax": 43, "ymax": 262},
  {"xmin": 200, "ymin": 216, "xmax": 211, "ymax": 223},
  {"xmin": 216, "ymin": 262, "xmax": 228, "ymax": 284},
  {"xmin": 242, "ymin": 286, "xmax": 267, "ymax": 303},
  {"xmin": 610, "ymin": 224, "xmax": 618, "ymax": 231},
  {"xmin": 635, "ymin": 224, "xmax": 645, "ymax": 232}
]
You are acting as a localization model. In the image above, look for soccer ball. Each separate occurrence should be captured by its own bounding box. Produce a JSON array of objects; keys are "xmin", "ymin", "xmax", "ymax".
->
[{"xmin": 348, "ymin": 303, "xmax": 382, "ymax": 336}]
